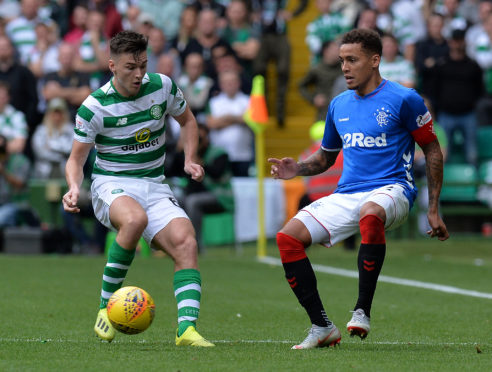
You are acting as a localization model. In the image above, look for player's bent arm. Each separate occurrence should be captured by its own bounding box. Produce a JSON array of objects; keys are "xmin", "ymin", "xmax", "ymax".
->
[
  {"xmin": 421, "ymin": 139, "xmax": 444, "ymax": 214},
  {"xmin": 174, "ymin": 106, "xmax": 199, "ymax": 161},
  {"xmin": 63, "ymin": 140, "xmax": 93, "ymax": 212},
  {"xmin": 173, "ymin": 106, "xmax": 204, "ymax": 181},
  {"xmin": 298, "ymin": 148, "xmax": 339, "ymax": 177},
  {"xmin": 66, "ymin": 140, "xmax": 93, "ymax": 188},
  {"xmin": 422, "ymin": 139, "xmax": 449, "ymax": 241}
]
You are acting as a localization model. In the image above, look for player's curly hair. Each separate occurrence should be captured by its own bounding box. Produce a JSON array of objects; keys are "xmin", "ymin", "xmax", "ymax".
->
[
  {"xmin": 110, "ymin": 30, "xmax": 148, "ymax": 58},
  {"xmin": 341, "ymin": 28, "xmax": 382, "ymax": 57}
]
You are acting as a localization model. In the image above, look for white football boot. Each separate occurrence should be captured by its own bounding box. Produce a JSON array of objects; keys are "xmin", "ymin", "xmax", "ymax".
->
[
  {"xmin": 291, "ymin": 323, "xmax": 341, "ymax": 349},
  {"xmin": 346, "ymin": 308, "xmax": 370, "ymax": 339}
]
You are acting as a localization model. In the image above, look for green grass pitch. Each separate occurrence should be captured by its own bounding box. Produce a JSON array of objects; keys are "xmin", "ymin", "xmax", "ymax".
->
[{"xmin": 0, "ymin": 237, "xmax": 491, "ymax": 371}]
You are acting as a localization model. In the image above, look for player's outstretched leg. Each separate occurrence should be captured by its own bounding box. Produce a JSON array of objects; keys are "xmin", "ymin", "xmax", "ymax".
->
[
  {"xmin": 347, "ymin": 308, "xmax": 370, "ymax": 339},
  {"xmin": 348, "ymin": 214, "xmax": 386, "ymax": 339},
  {"xmin": 277, "ymin": 232, "xmax": 340, "ymax": 349},
  {"xmin": 94, "ymin": 240, "xmax": 136, "ymax": 342},
  {"xmin": 174, "ymin": 269, "xmax": 214, "ymax": 347}
]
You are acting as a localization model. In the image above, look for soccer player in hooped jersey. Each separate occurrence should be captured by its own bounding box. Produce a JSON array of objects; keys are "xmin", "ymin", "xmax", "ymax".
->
[
  {"xmin": 269, "ymin": 29, "xmax": 449, "ymax": 349},
  {"xmin": 62, "ymin": 31, "xmax": 214, "ymax": 347}
]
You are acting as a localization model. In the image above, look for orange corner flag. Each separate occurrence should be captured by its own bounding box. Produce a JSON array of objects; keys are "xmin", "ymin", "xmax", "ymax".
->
[{"xmin": 244, "ymin": 75, "xmax": 269, "ymax": 134}]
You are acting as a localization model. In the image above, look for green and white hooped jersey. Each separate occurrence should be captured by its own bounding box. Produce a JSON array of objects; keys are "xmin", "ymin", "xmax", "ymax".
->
[{"xmin": 74, "ymin": 73, "xmax": 186, "ymax": 183}]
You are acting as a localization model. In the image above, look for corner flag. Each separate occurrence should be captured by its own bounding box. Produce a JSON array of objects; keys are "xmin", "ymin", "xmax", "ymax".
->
[
  {"xmin": 243, "ymin": 75, "xmax": 269, "ymax": 257},
  {"xmin": 243, "ymin": 75, "xmax": 269, "ymax": 134}
]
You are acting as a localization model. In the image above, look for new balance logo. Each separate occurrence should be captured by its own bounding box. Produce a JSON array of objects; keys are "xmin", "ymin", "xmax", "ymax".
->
[
  {"xmin": 343, "ymin": 133, "xmax": 387, "ymax": 148},
  {"xmin": 116, "ymin": 117, "xmax": 128, "ymax": 126},
  {"xmin": 338, "ymin": 117, "xmax": 349, "ymax": 122}
]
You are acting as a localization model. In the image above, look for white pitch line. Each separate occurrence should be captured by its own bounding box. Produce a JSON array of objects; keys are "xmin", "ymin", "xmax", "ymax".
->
[
  {"xmin": 212, "ymin": 340, "xmax": 485, "ymax": 346},
  {"xmin": 0, "ymin": 338, "xmax": 485, "ymax": 347},
  {"xmin": 258, "ymin": 256, "xmax": 492, "ymax": 300}
]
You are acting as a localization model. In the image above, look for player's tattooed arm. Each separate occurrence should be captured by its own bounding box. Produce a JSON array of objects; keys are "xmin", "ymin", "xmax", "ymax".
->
[
  {"xmin": 422, "ymin": 139, "xmax": 449, "ymax": 240},
  {"xmin": 422, "ymin": 139, "xmax": 444, "ymax": 212},
  {"xmin": 297, "ymin": 148, "xmax": 339, "ymax": 177}
]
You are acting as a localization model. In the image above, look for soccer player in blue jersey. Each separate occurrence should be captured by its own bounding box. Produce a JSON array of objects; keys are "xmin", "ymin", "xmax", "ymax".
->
[{"xmin": 269, "ymin": 28, "xmax": 449, "ymax": 349}]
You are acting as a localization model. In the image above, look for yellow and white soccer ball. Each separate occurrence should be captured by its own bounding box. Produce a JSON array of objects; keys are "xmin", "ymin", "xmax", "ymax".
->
[{"xmin": 107, "ymin": 286, "xmax": 155, "ymax": 334}]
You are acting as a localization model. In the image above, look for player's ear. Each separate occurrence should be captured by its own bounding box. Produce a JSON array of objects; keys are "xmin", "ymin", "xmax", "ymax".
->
[
  {"xmin": 108, "ymin": 59, "xmax": 115, "ymax": 74},
  {"xmin": 372, "ymin": 54, "xmax": 380, "ymax": 68}
]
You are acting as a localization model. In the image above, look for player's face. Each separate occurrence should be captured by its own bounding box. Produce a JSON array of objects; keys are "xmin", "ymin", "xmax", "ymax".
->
[
  {"xmin": 339, "ymin": 43, "xmax": 380, "ymax": 96},
  {"xmin": 109, "ymin": 52, "xmax": 147, "ymax": 97}
]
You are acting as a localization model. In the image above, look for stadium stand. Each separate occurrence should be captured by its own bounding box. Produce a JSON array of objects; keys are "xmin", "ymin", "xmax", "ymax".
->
[{"xmin": 477, "ymin": 126, "xmax": 492, "ymax": 165}]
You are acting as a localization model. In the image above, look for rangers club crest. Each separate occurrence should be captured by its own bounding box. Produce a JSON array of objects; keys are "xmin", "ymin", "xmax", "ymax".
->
[{"xmin": 374, "ymin": 107, "xmax": 392, "ymax": 127}]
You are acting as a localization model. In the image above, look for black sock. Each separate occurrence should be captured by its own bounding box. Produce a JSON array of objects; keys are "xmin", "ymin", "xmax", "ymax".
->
[
  {"xmin": 283, "ymin": 257, "xmax": 332, "ymax": 327},
  {"xmin": 354, "ymin": 243, "xmax": 386, "ymax": 318}
]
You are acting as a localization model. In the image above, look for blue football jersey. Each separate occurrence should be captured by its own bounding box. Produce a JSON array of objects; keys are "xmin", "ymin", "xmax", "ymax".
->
[{"xmin": 321, "ymin": 80, "xmax": 435, "ymax": 207}]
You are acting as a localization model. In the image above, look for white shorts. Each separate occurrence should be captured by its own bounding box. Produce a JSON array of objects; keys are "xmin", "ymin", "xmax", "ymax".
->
[
  {"xmin": 91, "ymin": 176, "xmax": 189, "ymax": 245},
  {"xmin": 295, "ymin": 184, "xmax": 410, "ymax": 247}
]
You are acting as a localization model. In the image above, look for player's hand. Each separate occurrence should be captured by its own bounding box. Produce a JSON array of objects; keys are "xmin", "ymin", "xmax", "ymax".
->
[
  {"xmin": 62, "ymin": 188, "xmax": 80, "ymax": 213},
  {"xmin": 185, "ymin": 161, "xmax": 205, "ymax": 182},
  {"xmin": 268, "ymin": 157, "xmax": 299, "ymax": 180},
  {"xmin": 426, "ymin": 212, "xmax": 449, "ymax": 241}
]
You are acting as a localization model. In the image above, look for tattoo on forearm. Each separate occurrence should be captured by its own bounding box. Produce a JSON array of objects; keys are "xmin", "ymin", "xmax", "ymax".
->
[
  {"xmin": 298, "ymin": 150, "xmax": 337, "ymax": 177},
  {"xmin": 425, "ymin": 143, "xmax": 443, "ymax": 210},
  {"xmin": 298, "ymin": 161, "xmax": 327, "ymax": 176}
]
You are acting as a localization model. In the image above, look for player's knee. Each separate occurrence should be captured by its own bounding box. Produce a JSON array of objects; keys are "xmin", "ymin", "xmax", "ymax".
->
[
  {"xmin": 174, "ymin": 232, "xmax": 197, "ymax": 253},
  {"xmin": 359, "ymin": 202, "xmax": 386, "ymax": 221},
  {"xmin": 359, "ymin": 214, "xmax": 386, "ymax": 244},
  {"xmin": 121, "ymin": 210, "xmax": 148, "ymax": 235},
  {"xmin": 277, "ymin": 232, "xmax": 307, "ymax": 263},
  {"xmin": 172, "ymin": 233, "xmax": 198, "ymax": 265}
]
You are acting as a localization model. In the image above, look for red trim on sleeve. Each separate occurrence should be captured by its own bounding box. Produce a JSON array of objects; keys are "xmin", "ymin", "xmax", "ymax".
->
[{"xmin": 411, "ymin": 121, "xmax": 437, "ymax": 147}]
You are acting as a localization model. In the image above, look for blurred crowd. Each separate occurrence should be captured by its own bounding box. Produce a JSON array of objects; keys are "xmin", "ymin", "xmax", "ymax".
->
[
  {"xmin": 1, "ymin": 0, "xmax": 492, "ymax": 250},
  {"xmin": 299, "ymin": 0, "xmax": 492, "ymax": 168}
]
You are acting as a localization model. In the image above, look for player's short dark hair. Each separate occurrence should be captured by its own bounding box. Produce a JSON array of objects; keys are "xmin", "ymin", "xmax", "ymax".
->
[
  {"xmin": 341, "ymin": 28, "xmax": 382, "ymax": 57},
  {"xmin": 110, "ymin": 31, "xmax": 148, "ymax": 58}
]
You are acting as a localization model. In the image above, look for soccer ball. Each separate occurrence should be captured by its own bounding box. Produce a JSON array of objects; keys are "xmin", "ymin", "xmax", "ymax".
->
[{"xmin": 107, "ymin": 286, "xmax": 155, "ymax": 334}]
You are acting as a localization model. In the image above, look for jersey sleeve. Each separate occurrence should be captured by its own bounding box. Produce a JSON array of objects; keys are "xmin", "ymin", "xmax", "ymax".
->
[
  {"xmin": 400, "ymin": 90, "xmax": 437, "ymax": 147},
  {"xmin": 74, "ymin": 103, "xmax": 98, "ymax": 143},
  {"xmin": 321, "ymin": 101, "xmax": 342, "ymax": 151},
  {"xmin": 162, "ymin": 75, "xmax": 187, "ymax": 117}
]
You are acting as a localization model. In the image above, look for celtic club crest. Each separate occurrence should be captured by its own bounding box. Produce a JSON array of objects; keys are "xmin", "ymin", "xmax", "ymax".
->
[{"xmin": 150, "ymin": 104, "xmax": 163, "ymax": 120}]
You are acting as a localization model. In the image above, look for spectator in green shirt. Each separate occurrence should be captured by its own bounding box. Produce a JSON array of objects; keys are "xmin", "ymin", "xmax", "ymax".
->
[{"xmin": 0, "ymin": 134, "xmax": 32, "ymax": 227}]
